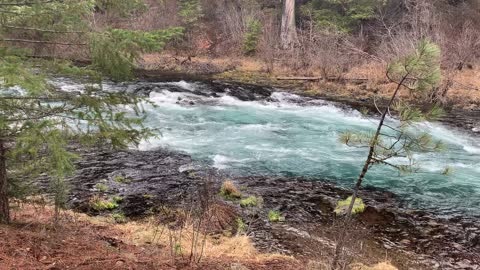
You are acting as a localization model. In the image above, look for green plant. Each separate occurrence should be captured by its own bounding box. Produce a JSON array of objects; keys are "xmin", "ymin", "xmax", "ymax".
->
[
  {"xmin": 243, "ymin": 19, "xmax": 262, "ymax": 55},
  {"xmin": 236, "ymin": 217, "xmax": 247, "ymax": 234},
  {"xmin": 174, "ymin": 244, "xmax": 183, "ymax": 255},
  {"xmin": 112, "ymin": 196, "xmax": 123, "ymax": 203},
  {"xmin": 95, "ymin": 183, "xmax": 109, "ymax": 192},
  {"xmin": 301, "ymin": 0, "xmax": 386, "ymax": 33},
  {"xmin": 268, "ymin": 210, "xmax": 285, "ymax": 222},
  {"xmin": 111, "ymin": 213, "xmax": 128, "ymax": 224},
  {"xmin": 90, "ymin": 196, "xmax": 118, "ymax": 211},
  {"xmin": 334, "ymin": 196, "xmax": 365, "ymax": 215},
  {"xmin": 240, "ymin": 196, "xmax": 258, "ymax": 208},
  {"xmin": 219, "ymin": 180, "xmax": 242, "ymax": 200},
  {"xmin": 113, "ymin": 175, "xmax": 131, "ymax": 184},
  {"xmin": 178, "ymin": 0, "xmax": 203, "ymax": 26}
]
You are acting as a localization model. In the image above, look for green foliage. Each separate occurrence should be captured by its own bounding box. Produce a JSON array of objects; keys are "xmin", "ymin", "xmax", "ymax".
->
[
  {"xmin": 334, "ymin": 196, "xmax": 365, "ymax": 215},
  {"xmin": 240, "ymin": 196, "xmax": 258, "ymax": 208},
  {"xmin": 174, "ymin": 244, "xmax": 183, "ymax": 255},
  {"xmin": 301, "ymin": 0, "xmax": 386, "ymax": 33},
  {"xmin": 340, "ymin": 40, "xmax": 444, "ymax": 175},
  {"xmin": 113, "ymin": 175, "xmax": 131, "ymax": 184},
  {"xmin": 388, "ymin": 39, "xmax": 442, "ymax": 93},
  {"xmin": 112, "ymin": 196, "xmax": 123, "ymax": 203},
  {"xmin": 95, "ymin": 183, "xmax": 109, "ymax": 192},
  {"xmin": 268, "ymin": 210, "xmax": 285, "ymax": 222},
  {"xmin": 90, "ymin": 27, "xmax": 184, "ymax": 81},
  {"xmin": 178, "ymin": 0, "xmax": 203, "ymax": 26},
  {"xmin": 95, "ymin": 0, "xmax": 147, "ymax": 16},
  {"xmin": 90, "ymin": 196, "xmax": 118, "ymax": 211},
  {"xmin": 111, "ymin": 212, "xmax": 128, "ymax": 223},
  {"xmin": 243, "ymin": 19, "xmax": 262, "ymax": 55},
  {"xmin": 236, "ymin": 217, "xmax": 247, "ymax": 234}
]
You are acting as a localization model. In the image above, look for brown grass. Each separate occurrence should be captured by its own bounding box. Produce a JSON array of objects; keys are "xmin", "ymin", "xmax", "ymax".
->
[
  {"xmin": 351, "ymin": 262, "xmax": 398, "ymax": 270},
  {"xmin": 0, "ymin": 204, "xmax": 300, "ymax": 270},
  {"xmin": 220, "ymin": 180, "xmax": 242, "ymax": 199}
]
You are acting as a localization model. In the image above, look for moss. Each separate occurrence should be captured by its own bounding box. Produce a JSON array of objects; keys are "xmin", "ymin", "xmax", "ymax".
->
[
  {"xmin": 334, "ymin": 196, "xmax": 366, "ymax": 215},
  {"xmin": 111, "ymin": 213, "xmax": 128, "ymax": 224},
  {"xmin": 219, "ymin": 180, "xmax": 242, "ymax": 200},
  {"xmin": 240, "ymin": 196, "xmax": 258, "ymax": 208},
  {"xmin": 113, "ymin": 175, "xmax": 131, "ymax": 184},
  {"xmin": 268, "ymin": 210, "xmax": 284, "ymax": 222},
  {"xmin": 95, "ymin": 183, "xmax": 108, "ymax": 192}
]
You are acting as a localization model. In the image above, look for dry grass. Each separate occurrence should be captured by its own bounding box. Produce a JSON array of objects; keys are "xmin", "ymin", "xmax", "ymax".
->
[
  {"xmin": 1, "ymin": 204, "xmax": 298, "ymax": 269},
  {"xmin": 220, "ymin": 180, "xmax": 242, "ymax": 199},
  {"xmin": 351, "ymin": 262, "xmax": 398, "ymax": 270}
]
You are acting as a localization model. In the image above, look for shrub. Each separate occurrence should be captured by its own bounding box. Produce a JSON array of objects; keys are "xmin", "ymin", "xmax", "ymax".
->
[
  {"xmin": 220, "ymin": 180, "xmax": 242, "ymax": 200},
  {"xmin": 89, "ymin": 196, "xmax": 118, "ymax": 211},
  {"xmin": 334, "ymin": 196, "xmax": 365, "ymax": 215},
  {"xmin": 268, "ymin": 210, "xmax": 284, "ymax": 222},
  {"xmin": 240, "ymin": 196, "xmax": 258, "ymax": 207},
  {"xmin": 95, "ymin": 183, "xmax": 108, "ymax": 192},
  {"xmin": 111, "ymin": 213, "xmax": 128, "ymax": 224},
  {"xmin": 243, "ymin": 19, "xmax": 262, "ymax": 55}
]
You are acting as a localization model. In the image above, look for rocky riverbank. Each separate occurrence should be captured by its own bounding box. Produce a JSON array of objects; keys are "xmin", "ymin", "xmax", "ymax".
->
[{"xmin": 53, "ymin": 145, "xmax": 479, "ymax": 270}]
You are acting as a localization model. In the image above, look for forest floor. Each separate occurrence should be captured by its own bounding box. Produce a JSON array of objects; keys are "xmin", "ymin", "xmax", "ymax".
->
[{"xmin": 0, "ymin": 204, "xmax": 399, "ymax": 270}]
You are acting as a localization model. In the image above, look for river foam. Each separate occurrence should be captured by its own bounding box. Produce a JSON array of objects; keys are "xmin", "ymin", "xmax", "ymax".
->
[{"xmin": 133, "ymin": 81, "xmax": 480, "ymax": 216}]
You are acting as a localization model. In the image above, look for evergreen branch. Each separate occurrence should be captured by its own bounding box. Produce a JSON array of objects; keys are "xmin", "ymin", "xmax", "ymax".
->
[
  {"xmin": 0, "ymin": 0, "xmax": 56, "ymax": 6},
  {"xmin": 1, "ymin": 24, "xmax": 85, "ymax": 34},
  {"xmin": 1, "ymin": 39, "xmax": 86, "ymax": 46}
]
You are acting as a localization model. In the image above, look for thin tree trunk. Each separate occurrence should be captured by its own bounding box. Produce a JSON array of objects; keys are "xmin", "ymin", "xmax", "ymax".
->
[
  {"xmin": 0, "ymin": 140, "xmax": 10, "ymax": 224},
  {"xmin": 332, "ymin": 74, "xmax": 408, "ymax": 268},
  {"xmin": 280, "ymin": 0, "xmax": 297, "ymax": 49}
]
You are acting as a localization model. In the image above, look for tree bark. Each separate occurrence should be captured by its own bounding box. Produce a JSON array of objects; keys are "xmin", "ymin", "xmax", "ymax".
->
[
  {"xmin": 0, "ymin": 140, "xmax": 9, "ymax": 224},
  {"xmin": 280, "ymin": 0, "xmax": 297, "ymax": 49}
]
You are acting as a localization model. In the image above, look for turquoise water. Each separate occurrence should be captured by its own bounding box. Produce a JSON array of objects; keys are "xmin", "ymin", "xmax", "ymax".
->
[
  {"xmin": 134, "ymin": 81, "xmax": 480, "ymax": 216},
  {"xmin": 50, "ymin": 79, "xmax": 480, "ymax": 216}
]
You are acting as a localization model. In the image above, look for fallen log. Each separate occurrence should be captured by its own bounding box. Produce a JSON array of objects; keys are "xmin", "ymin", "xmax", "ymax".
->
[
  {"xmin": 276, "ymin": 76, "xmax": 322, "ymax": 81},
  {"xmin": 276, "ymin": 76, "xmax": 369, "ymax": 84}
]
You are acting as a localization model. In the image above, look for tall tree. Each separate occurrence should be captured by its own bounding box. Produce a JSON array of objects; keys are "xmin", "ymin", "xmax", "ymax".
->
[
  {"xmin": 280, "ymin": 0, "xmax": 297, "ymax": 49},
  {"xmin": 0, "ymin": 0, "xmax": 181, "ymax": 223}
]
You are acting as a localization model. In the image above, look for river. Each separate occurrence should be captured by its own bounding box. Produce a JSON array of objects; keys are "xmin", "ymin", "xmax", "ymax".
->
[{"xmin": 53, "ymin": 79, "xmax": 480, "ymax": 217}]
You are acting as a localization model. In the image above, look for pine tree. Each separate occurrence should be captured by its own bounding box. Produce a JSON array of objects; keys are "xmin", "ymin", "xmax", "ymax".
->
[
  {"xmin": 0, "ymin": 0, "xmax": 181, "ymax": 223},
  {"xmin": 332, "ymin": 39, "xmax": 445, "ymax": 267}
]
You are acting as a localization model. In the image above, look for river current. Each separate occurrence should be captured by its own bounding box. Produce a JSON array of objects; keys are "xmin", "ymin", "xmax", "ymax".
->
[{"xmin": 53, "ymin": 79, "xmax": 480, "ymax": 217}]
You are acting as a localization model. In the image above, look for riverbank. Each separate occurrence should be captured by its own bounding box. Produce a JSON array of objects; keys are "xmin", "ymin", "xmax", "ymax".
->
[{"xmin": 33, "ymin": 144, "xmax": 479, "ymax": 269}]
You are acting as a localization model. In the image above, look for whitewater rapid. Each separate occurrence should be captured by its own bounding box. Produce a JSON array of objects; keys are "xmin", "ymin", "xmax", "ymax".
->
[{"xmin": 52, "ymin": 79, "xmax": 480, "ymax": 216}]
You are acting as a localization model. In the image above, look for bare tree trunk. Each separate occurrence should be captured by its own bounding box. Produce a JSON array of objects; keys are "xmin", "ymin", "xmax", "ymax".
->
[
  {"xmin": 0, "ymin": 140, "xmax": 10, "ymax": 224},
  {"xmin": 280, "ymin": 0, "xmax": 297, "ymax": 49}
]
